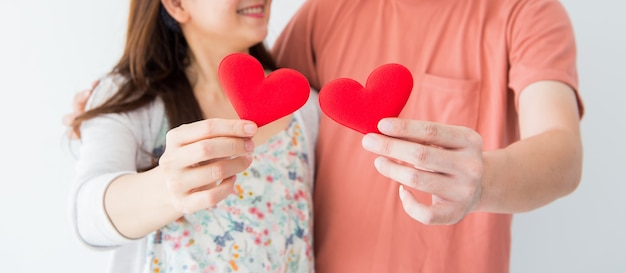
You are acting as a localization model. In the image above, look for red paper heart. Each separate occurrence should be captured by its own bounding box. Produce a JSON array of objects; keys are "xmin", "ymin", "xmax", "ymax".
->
[
  {"xmin": 218, "ymin": 53, "xmax": 310, "ymax": 127},
  {"xmin": 319, "ymin": 63, "xmax": 413, "ymax": 134}
]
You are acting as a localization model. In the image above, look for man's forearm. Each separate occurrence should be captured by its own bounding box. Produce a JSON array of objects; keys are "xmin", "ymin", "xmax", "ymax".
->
[{"xmin": 478, "ymin": 128, "xmax": 582, "ymax": 214}]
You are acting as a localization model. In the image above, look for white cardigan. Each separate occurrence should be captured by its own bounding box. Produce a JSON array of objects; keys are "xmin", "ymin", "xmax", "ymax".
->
[{"xmin": 69, "ymin": 76, "xmax": 320, "ymax": 273}]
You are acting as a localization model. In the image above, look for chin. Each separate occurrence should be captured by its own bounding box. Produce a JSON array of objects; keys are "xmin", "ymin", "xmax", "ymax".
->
[
  {"xmin": 249, "ymin": 32, "xmax": 269, "ymax": 45},
  {"xmin": 240, "ymin": 38, "xmax": 266, "ymax": 49},
  {"xmin": 235, "ymin": 28, "xmax": 268, "ymax": 48},
  {"xmin": 256, "ymin": 28, "xmax": 269, "ymax": 40}
]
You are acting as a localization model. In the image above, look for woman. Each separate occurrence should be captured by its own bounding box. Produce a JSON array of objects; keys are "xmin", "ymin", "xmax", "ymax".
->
[{"xmin": 69, "ymin": 0, "xmax": 318, "ymax": 272}]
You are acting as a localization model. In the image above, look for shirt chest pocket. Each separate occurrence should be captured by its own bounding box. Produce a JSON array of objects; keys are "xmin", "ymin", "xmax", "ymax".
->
[{"xmin": 401, "ymin": 73, "xmax": 480, "ymax": 129}]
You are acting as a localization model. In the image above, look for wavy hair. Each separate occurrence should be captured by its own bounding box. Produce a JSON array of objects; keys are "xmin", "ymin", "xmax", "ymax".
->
[{"xmin": 71, "ymin": 1, "xmax": 277, "ymax": 137}]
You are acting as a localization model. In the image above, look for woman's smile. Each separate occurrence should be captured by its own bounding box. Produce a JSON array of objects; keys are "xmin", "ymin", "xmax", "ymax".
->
[{"xmin": 237, "ymin": 4, "xmax": 266, "ymax": 18}]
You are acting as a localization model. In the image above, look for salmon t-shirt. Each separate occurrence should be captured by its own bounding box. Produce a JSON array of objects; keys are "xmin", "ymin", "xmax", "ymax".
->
[{"xmin": 272, "ymin": 0, "xmax": 581, "ymax": 272}]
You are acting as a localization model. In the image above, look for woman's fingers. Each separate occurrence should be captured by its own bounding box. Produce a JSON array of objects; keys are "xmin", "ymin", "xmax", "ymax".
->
[
  {"xmin": 166, "ymin": 119, "xmax": 257, "ymax": 148},
  {"xmin": 167, "ymin": 155, "xmax": 252, "ymax": 196},
  {"xmin": 162, "ymin": 137, "xmax": 255, "ymax": 169},
  {"xmin": 173, "ymin": 176, "xmax": 238, "ymax": 214},
  {"xmin": 158, "ymin": 118, "xmax": 259, "ymax": 214}
]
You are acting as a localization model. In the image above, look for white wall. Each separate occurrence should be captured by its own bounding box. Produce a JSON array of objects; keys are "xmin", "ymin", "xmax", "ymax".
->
[
  {"xmin": 0, "ymin": 0, "xmax": 622, "ymax": 272},
  {"xmin": 511, "ymin": 1, "xmax": 626, "ymax": 272},
  {"xmin": 0, "ymin": 1, "xmax": 128, "ymax": 272}
]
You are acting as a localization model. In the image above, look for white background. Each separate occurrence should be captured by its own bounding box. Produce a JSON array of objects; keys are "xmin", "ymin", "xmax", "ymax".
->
[{"xmin": 0, "ymin": 0, "xmax": 623, "ymax": 272}]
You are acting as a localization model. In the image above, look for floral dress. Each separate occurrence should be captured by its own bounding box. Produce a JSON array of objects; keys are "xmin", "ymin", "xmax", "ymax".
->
[{"xmin": 145, "ymin": 117, "xmax": 314, "ymax": 273}]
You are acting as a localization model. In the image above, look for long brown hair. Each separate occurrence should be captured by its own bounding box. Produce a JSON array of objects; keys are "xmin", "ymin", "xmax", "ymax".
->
[{"xmin": 71, "ymin": 0, "xmax": 277, "ymax": 137}]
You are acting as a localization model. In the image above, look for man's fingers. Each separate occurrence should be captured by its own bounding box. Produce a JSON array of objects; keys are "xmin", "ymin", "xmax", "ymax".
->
[
  {"xmin": 374, "ymin": 157, "xmax": 459, "ymax": 198},
  {"xmin": 62, "ymin": 113, "xmax": 77, "ymax": 127},
  {"xmin": 377, "ymin": 118, "xmax": 482, "ymax": 149},
  {"xmin": 73, "ymin": 89, "xmax": 92, "ymax": 112},
  {"xmin": 363, "ymin": 134, "xmax": 460, "ymax": 174},
  {"xmin": 90, "ymin": 80, "xmax": 100, "ymax": 89},
  {"xmin": 63, "ymin": 113, "xmax": 80, "ymax": 139},
  {"xmin": 371, "ymin": 119, "xmax": 484, "ymax": 225},
  {"xmin": 398, "ymin": 186, "xmax": 460, "ymax": 225}
]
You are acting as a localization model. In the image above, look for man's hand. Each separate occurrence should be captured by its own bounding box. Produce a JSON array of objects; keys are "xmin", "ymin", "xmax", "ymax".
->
[
  {"xmin": 63, "ymin": 80, "xmax": 98, "ymax": 139},
  {"xmin": 362, "ymin": 81, "xmax": 582, "ymax": 224},
  {"xmin": 362, "ymin": 118, "xmax": 484, "ymax": 225}
]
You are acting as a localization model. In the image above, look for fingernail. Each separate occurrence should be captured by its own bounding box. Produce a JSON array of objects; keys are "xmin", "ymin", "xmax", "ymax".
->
[
  {"xmin": 362, "ymin": 135, "xmax": 378, "ymax": 150},
  {"xmin": 244, "ymin": 140, "xmax": 255, "ymax": 152},
  {"xmin": 241, "ymin": 154, "xmax": 253, "ymax": 164},
  {"xmin": 244, "ymin": 124, "xmax": 257, "ymax": 134},
  {"xmin": 374, "ymin": 157, "xmax": 383, "ymax": 169},
  {"xmin": 399, "ymin": 185, "xmax": 406, "ymax": 200},
  {"xmin": 378, "ymin": 119, "xmax": 393, "ymax": 134}
]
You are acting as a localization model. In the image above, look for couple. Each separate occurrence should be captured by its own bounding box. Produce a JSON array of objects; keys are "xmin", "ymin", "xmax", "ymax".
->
[{"xmin": 68, "ymin": 0, "xmax": 584, "ymax": 272}]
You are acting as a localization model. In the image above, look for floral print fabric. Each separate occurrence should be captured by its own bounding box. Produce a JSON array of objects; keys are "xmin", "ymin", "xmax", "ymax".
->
[{"xmin": 145, "ymin": 117, "xmax": 314, "ymax": 273}]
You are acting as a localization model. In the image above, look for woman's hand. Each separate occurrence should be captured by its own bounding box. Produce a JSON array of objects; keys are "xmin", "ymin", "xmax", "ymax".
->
[{"xmin": 158, "ymin": 118, "xmax": 257, "ymax": 214}]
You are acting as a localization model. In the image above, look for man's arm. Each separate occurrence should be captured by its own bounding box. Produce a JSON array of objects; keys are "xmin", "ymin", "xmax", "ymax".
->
[
  {"xmin": 362, "ymin": 80, "xmax": 582, "ymax": 224},
  {"xmin": 271, "ymin": 0, "xmax": 321, "ymax": 90},
  {"xmin": 478, "ymin": 80, "xmax": 582, "ymax": 213}
]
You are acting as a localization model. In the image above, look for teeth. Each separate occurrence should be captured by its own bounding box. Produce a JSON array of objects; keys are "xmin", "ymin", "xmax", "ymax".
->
[{"xmin": 238, "ymin": 6, "xmax": 264, "ymax": 14}]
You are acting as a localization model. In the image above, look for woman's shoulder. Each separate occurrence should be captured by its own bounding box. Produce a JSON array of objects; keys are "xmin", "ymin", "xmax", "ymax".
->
[
  {"xmin": 85, "ymin": 74, "xmax": 128, "ymax": 110},
  {"xmin": 85, "ymin": 74, "xmax": 165, "ymax": 129}
]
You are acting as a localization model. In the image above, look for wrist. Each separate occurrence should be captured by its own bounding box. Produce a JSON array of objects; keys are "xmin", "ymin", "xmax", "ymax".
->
[{"xmin": 472, "ymin": 150, "xmax": 503, "ymax": 213}]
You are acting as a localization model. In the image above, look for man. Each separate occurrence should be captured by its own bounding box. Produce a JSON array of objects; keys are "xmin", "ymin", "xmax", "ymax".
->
[
  {"xmin": 66, "ymin": 0, "xmax": 583, "ymax": 271},
  {"xmin": 271, "ymin": 0, "xmax": 583, "ymax": 272}
]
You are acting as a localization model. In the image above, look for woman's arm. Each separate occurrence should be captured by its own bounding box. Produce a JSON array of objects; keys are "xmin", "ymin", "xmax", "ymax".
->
[
  {"xmin": 103, "ymin": 119, "xmax": 256, "ymax": 239},
  {"xmin": 73, "ymin": 112, "xmax": 257, "ymax": 243}
]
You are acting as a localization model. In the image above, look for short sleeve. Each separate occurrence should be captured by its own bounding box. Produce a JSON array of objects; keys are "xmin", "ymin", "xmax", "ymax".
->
[
  {"xmin": 271, "ymin": 0, "xmax": 322, "ymax": 90},
  {"xmin": 507, "ymin": 0, "xmax": 584, "ymax": 116}
]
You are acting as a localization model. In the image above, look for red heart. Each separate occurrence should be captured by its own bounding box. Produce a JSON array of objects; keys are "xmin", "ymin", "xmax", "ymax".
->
[
  {"xmin": 218, "ymin": 53, "xmax": 310, "ymax": 127},
  {"xmin": 319, "ymin": 63, "xmax": 413, "ymax": 134}
]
